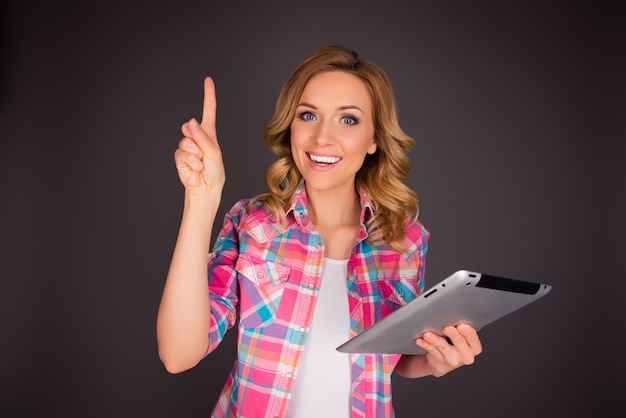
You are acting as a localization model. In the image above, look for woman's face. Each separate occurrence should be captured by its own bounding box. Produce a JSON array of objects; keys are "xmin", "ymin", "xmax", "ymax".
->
[{"xmin": 290, "ymin": 70, "xmax": 377, "ymax": 195}]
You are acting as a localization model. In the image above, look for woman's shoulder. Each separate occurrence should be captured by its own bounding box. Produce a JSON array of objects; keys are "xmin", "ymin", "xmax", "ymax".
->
[
  {"xmin": 224, "ymin": 196, "xmax": 268, "ymax": 223},
  {"xmin": 404, "ymin": 216, "xmax": 429, "ymax": 232},
  {"xmin": 225, "ymin": 196, "xmax": 283, "ymax": 242},
  {"xmin": 399, "ymin": 216, "xmax": 431, "ymax": 257}
]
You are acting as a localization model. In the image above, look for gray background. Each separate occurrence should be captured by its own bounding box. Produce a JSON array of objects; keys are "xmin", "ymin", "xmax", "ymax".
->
[{"xmin": 1, "ymin": 1, "xmax": 624, "ymax": 417}]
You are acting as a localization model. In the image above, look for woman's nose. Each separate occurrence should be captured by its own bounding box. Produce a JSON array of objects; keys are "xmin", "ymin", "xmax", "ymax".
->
[{"xmin": 314, "ymin": 120, "xmax": 334, "ymax": 146}]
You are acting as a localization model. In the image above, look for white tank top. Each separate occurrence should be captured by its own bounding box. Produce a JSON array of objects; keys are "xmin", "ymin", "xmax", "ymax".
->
[{"xmin": 286, "ymin": 257, "xmax": 351, "ymax": 418}]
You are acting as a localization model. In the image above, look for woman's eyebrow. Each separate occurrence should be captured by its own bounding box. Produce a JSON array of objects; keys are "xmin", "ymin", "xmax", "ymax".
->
[
  {"xmin": 296, "ymin": 103, "xmax": 365, "ymax": 114},
  {"xmin": 338, "ymin": 105, "xmax": 365, "ymax": 114}
]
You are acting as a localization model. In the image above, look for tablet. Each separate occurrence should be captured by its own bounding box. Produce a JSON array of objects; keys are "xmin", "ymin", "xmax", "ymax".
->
[{"xmin": 336, "ymin": 269, "xmax": 552, "ymax": 354}]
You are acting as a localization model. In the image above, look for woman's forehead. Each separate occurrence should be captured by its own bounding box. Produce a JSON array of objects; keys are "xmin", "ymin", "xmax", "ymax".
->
[{"xmin": 299, "ymin": 71, "xmax": 372, "ymax": 110}]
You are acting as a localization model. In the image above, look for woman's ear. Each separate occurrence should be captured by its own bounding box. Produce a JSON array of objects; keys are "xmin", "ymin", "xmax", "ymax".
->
[{"xmin": 367, "ymin": 140, "xmax": 377, "ymax": 155}]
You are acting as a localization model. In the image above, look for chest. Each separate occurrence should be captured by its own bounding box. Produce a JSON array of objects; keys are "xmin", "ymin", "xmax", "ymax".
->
[{"xmin": 235, "ymin": 226, "xmax": 421, "ymax": 333}]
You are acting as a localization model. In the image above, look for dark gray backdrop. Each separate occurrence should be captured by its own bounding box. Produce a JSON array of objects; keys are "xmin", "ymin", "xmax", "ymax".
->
[{"xmin": 1, "ymin": 1, "xmax": 624, "ymax": 417}]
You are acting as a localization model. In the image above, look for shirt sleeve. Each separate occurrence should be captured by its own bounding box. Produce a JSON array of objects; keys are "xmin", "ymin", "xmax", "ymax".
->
[
  {"xmin": 204, "ymin": 200, "xmax": 245, "ymax": 356},
  {"xmin": 403, "ymin": 218, "xmax": 431, "ymax": 296}
]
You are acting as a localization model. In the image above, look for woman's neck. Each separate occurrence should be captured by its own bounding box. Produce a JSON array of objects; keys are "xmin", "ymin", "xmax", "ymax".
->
[{"xmin": 306, "ymin": 185, "xmax": 361, "ymax": 229}]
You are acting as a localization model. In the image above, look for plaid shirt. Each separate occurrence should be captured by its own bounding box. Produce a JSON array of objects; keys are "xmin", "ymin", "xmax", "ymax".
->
[{"xmin": 205, "ymin": 182, "xmax": 429, "ymax": 417}]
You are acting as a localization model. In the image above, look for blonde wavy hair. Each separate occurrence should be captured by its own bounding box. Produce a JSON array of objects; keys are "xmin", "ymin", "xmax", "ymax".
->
[{"xmin": 252, "ymin": 44, "xmax": 419, "ymax": 252}]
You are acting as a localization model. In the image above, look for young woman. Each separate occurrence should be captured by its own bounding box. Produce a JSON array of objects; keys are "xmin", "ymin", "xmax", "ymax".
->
[{"xmin": 157, "ymin": 45, "xmax": 482, "ymax": 417}]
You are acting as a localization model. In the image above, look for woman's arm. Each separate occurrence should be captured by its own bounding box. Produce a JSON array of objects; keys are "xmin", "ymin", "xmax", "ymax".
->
[
  {"xmin": 157, "ymin": 191, "xmax": 221, "ymax": 373},
  {"xmin": 156, "ymin": 77, "xmax": 226, "ymax": 374}
]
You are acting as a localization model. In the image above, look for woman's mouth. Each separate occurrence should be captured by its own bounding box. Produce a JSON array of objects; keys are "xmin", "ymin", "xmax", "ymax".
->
[{"xmin": 307, "ymin": 153, "xmax": 342, "ymax": 166}]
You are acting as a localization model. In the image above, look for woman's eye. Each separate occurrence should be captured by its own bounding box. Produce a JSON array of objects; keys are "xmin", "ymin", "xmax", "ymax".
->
[
  {"xmin": 341, "ymin": 116, "xmax": 358, "ymax": 125},
  {"xmin": 299, "ymin": 111, "xmax": 316, "ymax": 121}
]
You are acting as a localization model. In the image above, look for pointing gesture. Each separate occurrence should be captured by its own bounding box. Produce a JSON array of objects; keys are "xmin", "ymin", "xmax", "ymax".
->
[{"xmin": 175, "ymin": 77, "xmax": 225, "ymax": 194}]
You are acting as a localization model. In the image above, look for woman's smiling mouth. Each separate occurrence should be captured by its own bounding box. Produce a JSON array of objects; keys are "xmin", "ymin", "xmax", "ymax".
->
[{"xmin": 307, "ymin": 152, "xmax": 342, "ymax": 166}]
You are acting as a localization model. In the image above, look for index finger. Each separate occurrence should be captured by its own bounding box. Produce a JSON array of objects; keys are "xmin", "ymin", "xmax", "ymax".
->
[{"xmin": 200, "ymin": 76, "xmax": 217, "ymax": 134}]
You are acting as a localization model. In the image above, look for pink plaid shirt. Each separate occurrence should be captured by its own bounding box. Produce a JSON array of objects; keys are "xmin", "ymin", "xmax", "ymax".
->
[{"xmin": 205, "ymin": 182, "xmax": 429, "ymax": 417}]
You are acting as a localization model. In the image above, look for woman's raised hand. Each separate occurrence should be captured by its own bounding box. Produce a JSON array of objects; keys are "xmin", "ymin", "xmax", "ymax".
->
[{"xmin": 174, "ymin": 77, "xmax": 225, "ymax": 194}]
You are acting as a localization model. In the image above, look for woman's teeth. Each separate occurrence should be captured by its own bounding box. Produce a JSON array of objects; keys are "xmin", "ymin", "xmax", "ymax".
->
[{"xmin": 309, "ymin": 154, "xmax": 341, "ymax": 165}]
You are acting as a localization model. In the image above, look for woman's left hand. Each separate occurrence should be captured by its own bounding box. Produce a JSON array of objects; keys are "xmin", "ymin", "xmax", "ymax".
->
[{"xmin": 415, "ymin": 323, "xmax": 483, "ymax": 377}]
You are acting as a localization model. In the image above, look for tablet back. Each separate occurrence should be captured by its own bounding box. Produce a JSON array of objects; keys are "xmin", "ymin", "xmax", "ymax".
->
[{"xmin": 336, "ymin": 270, "xmax": 552, "ymax": 354}]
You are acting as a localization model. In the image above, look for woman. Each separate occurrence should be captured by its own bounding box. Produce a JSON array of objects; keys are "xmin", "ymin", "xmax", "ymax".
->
[{"xmin": 157, "ymin": 45, "xmax": 482, "ymax": 418}]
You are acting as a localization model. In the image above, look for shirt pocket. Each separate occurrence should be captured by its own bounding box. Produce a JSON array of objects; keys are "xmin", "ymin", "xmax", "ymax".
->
[
  {"xmin": 378, "ymin": 276, "xmax": 419, "ymax": 308},
  {"xmin": 235, "ymin": 254, "xmax": 290, "ymax": 329}
]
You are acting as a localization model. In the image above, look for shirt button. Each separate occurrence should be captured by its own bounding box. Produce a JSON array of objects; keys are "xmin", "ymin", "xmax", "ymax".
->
[
  {"xmin": 285, "ymin": 372, "xmax": 293, "ymax": 378},
  {"xmin": 398, "ymin": 291, "xmax": 405, "ymax": 298},
  {"xmin": 299, "ymin": 326, "xmax": 306, "ymax": 333},
  {"xmin": 256, "ymin": 272, "xmax": 264, "ymax": 279},
  {"xmin": 308, "ymin": 283, "xmax": 315, "ymax": 290},
  {"xmin": 350, "ymin": 291, "xmax": 359, "ymax": 298}
]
